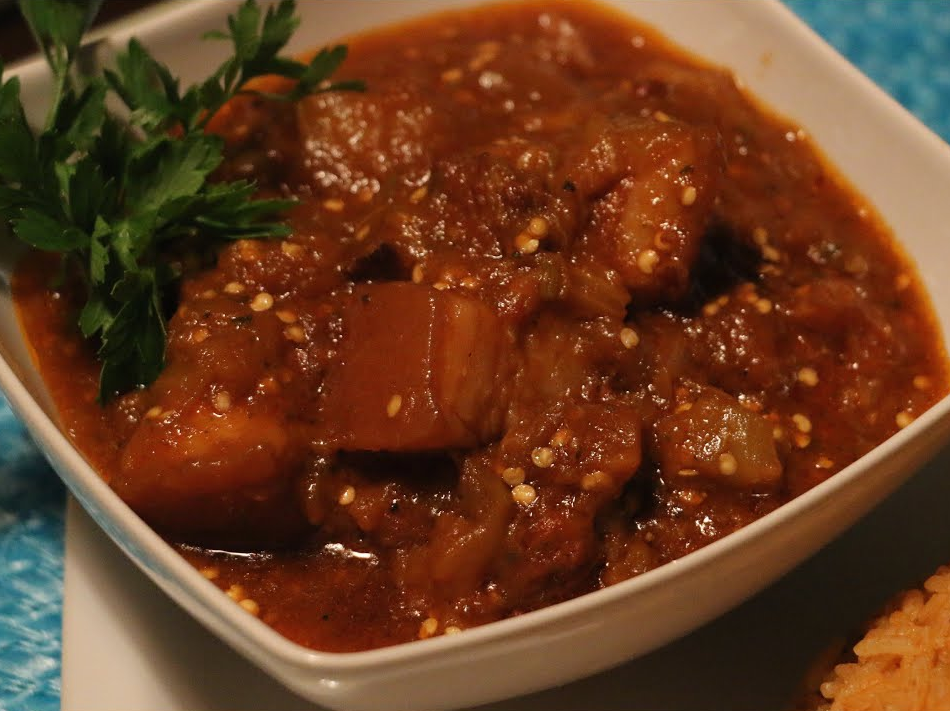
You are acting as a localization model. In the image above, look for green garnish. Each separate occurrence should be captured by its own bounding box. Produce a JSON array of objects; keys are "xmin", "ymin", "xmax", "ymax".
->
[{"xmin": 0, "ymin": 0, "xmax": 362, "ymax": 401}]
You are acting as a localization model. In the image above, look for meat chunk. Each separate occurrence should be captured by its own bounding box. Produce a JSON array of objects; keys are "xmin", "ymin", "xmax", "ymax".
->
[
  {"xmin": 322, "ymin": 283, "xmax": 511, "ymax": 451},
  {"xmin": 499, "ymin": 400, "xmax": 643, "ymax": 495},
  {"xmin": 652, "ymin": 386, "xmax": 782, "ymax": 491},
  {"xmin": 413, "ymin": 140, "xmax": 576, "ymax": 258},
  {"xmin": 296, "ymin": 79, "xmax": 440, "ymax": 194},
  {"xmin": 568, "ymin": 117, "xmax": 724, "ymax": 302},
  {"xmin": 406, "ymin": 460, "xmax": 513, "ymax": 599},
  {"xmin": 114, "ymin": 401, "xmax": 304, "ymax": 546}
]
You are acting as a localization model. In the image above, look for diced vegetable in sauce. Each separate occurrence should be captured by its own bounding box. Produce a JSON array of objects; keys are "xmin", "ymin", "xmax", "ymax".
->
[
  {"xmin": 12, "ymin": 1, "xmax": 948, "ymax": 652},
  {"xmin": 653, "ymin": 386, "xmax": 782, "ymax": 490}
]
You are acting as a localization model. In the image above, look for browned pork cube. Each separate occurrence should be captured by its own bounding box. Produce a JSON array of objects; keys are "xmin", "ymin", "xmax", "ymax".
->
[
  {"xmin": 652, "ymin": 386, "xmax": 782, "ymax": 491},
  {"xmin": 296, "ymin": 79, "xmax": 441, "ymax": 194},
  {"xmin": 322, "ymin": 283, "xmax": 510, "ymax": 451},
  {"xmin": 115, "ymin": 401, "xmax": 306, "ymax": 547},
  {"xmin": 571, "ymin": 117, "xmax": 724, "ymax": 303}
]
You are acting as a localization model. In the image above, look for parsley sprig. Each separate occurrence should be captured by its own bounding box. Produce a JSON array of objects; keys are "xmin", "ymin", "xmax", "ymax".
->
[{"xmin": 0, "ymin": 0, "xmax": 362, "ymax": 401}]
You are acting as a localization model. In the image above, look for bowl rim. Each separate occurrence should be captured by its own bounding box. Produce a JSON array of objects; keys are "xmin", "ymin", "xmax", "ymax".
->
[{"xmin": 5, "ymin": 0, "xmax": 950, "ymax": 677}]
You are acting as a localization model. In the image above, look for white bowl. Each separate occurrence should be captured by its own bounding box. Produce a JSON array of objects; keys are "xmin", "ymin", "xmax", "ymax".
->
[{"xmin": 5, "ymin": 2, "xmax": 950, "ymax": 710}]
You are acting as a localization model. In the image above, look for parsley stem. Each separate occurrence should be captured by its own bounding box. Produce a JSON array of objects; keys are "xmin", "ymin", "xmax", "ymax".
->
[{"xmin": 44, "ymin": 67, "xmax": 68, "ymax": 132}]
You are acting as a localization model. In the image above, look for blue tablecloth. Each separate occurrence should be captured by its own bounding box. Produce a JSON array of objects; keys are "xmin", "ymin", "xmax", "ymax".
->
[{"xmin": 2, "ymin": 2, "xmax": 950, "ymax": 709}]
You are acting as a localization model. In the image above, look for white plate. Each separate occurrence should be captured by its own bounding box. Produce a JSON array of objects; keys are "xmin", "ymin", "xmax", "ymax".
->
[
  {"xmin": 7, "ymin": 1, "xmax": 950, "ymax": 710},
  {"xmin": 62, "ymin": 437, "xmax": 950, "ymax": 711}
]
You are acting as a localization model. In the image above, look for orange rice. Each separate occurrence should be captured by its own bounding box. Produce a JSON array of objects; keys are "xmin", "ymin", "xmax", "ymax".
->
[{"xmin": 812, "ymin": 565, "xmax": 950, "ymax": 710}]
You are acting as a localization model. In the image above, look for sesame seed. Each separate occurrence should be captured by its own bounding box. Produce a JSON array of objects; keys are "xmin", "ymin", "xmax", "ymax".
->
[
  {"xmin": 527, "ymin": 216, "xmax": 549, "ymax": 237},
  {"xmin": 896, "ymin": 410, "xmax": 915, "ymax": 429},
  {"xmin": 355, "ymin": 224, "xmax": 370, "ymax": 241},
  {"xmin": 792, "ymin": 413, "xmax": 812, "ymax": 433},
  {"xmin": 213, "ymin": 391, "xmax": 232, "ymax": 412},
  {"xmin": 468, "ymin": 41, "xmax": 500, "ymax": 71},
  {"xmin": 752, "ymin": 227, "xmax": 769, "ymax": 246},
  {"xmin": 358, "ymin": 187, "xmax": 375, "ymax": 203},
  {"xmin": 581, "ymin": 471, "xmax": 611, "ymax": 491},
  {"xmin": 549, "ymin": 428, "xmax": 571, "ymax": 447},
  {"xmin": 511, "ymin": 483, "xmax": 538, "ymax": 505},
  {"xmin": 702, "ymin": 302, "xmax": 720, "ymax": 316},
  {"xmin": 620, "ymin": 327, "xmax": 640, "ymax": 349},
  {"xmin": 773, "ymin": 426, "xmax": 784, "ymax": 440},
  {"xmin": 441, "ymin": 67, "xmax": 463, "ymax": 83},
  {"xmin": 531, "ymin": 446, "xmax": 555, "ymax": 468},
  {"xmin": 338, "ymin": 486, "xmax": 356, "ymax": 506},
  {"xmin": 199, "ymin": 567, "xmax": 219, "ymax": 580},
  {"xmin": 762, "ymin": 245, "xmax": 781, "ymax": 262},
  {"xmin": 680, "ymin": 185, "xmax": 697, "ymax": 206},
  {"xmin": 323, "ymin": 198, "xmax": 345, "ymax": 213},
  {"xmin": 674, "ymin": 402, "xmax": 693, "ymax": 414},
  {"xmin": 192, "ymin": 328, "xmax": 210, "ymax": 343},
  {"xmin": 224, "ymin": 281, "xmax": 245, "ymax": 295},
  {"xmin": 739, "ymin": 397, "xmax": 763, "ymax": 412},
  {"xmin": 677, "ymin": 489, "xmax": 706, "ymax": 506},
  {"xmin": 844, "ymin": 255, "xmax": 868, "ymax": 276},
  {"xmin": 409, "ymin": 186, "xmax": 428, "ymax": 204},
  {"xmin": 914, "ymin": 375, "xmax": 932, "ymax": 390},
  {"xmin": 283, "ymin": 325, "xmax": 306, "ymax": 343},
  {"xmin": 419, "ymin": 617, "xmax": 439, "ymax": 639},
  {"xmin": 895, "ymin": 273, "xmax": 911, "ymax": 291},
  {"xmin": 816, "ymin": 456, "xmax": 834, "ymax": 469},
  {"xmin": 797, "ymin": 367, "xmax": 819, "ymax": 387},
  {"xmin": 755, "ymin": 298, "xmax": 773, "ymax": 314},
  {"xmin": 281, "ymin": 241, "xmax": 303, "ymax": 258},
  {"xmin": 678, "ymin": 468, "xmax": 699, "ymax": 477},
  {"xmin": 794, "ymin": 433, "xmax": 812, "ymax": 449},
  {"xmin": 514, "ymin": 232, "xmax": 540, "ymax": 255},
  {"xmin": 637, "ymin": 249, "xmax": 660, "ymax": 274},
  {"xmin": 226, "ymin": 584, "xmax": 244, "ymax": 601},
  {"xmin": 443, "ymin": 625, "xmax": 462, "ymax": 635},
  {"xmin": 387, "ymin": 394, "xmax": 403, "ymax": 418},
  {"xmin": 201, "ymin": 289, "xmax": 217, "ymax": 299},
  {"xmin": 250, "ymin": 292, "xmax": 274, "ymax": 311},
  {"xmin": 460, "ymin": 276, "xmax": 479, "ymax": 289},
  {"xmin": 145, "ymin": 405, "xmax": 163, "ymax": 420},
  {"xmin": 239, "ymin": 598, "xmax": 260, "ymax": 616},
  {"xmin": 653, "ymin": 110, "xmax": 672, "ymax": 122},
  {"xmin": 275, "ymin": 310, "xmax": 298, "ymax": 324},
  {"xmin": 718, "ymin": 452, "xmax": 738, "ymax": 476},
  {"xmin": 433, "ymin": 281, "xmax": 449, "ymax": 291},
  {"xmin": 502, "ymin": 466, "xmax": 525, "ymax": 486}
]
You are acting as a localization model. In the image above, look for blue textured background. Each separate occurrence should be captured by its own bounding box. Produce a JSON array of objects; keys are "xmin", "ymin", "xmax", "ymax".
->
[{"xmin": 2, "ymin": 2, "xmax": 950, "ymax": 709}]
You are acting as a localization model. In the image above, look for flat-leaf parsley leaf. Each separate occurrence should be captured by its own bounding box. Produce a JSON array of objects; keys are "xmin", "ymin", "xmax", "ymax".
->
[{"xmin": 0, "ymin": 0, "xmax": 363, "ymax": 401}]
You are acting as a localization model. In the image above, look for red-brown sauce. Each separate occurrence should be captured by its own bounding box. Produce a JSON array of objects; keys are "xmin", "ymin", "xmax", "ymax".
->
[{"xmin": 13, "ymin": 1, "xmax": 948, "ymax": 651}]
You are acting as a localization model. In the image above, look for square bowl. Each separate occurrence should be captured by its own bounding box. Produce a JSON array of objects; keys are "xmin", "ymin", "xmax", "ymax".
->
[{"xmin": 5, "ymin": 1, "xmax": 950, "ymax": 710}]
